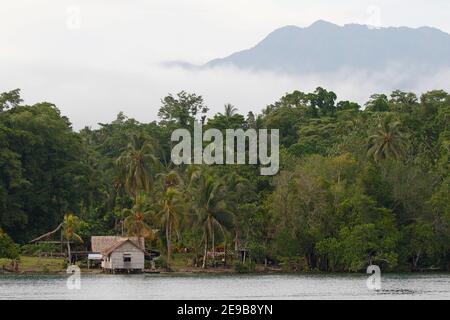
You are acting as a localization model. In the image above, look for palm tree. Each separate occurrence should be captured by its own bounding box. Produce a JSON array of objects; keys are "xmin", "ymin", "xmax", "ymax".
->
[
  {"xmin": 157, "ymin": 168, "xmax": 183, "ymax": 190},
  {"xmin": 221, "ymin": 104, "xmax": 238, "ymax": 119},
  {"xmin": 222, "ymin": 173, "xmax": 250, "ymax": 253},
  {"xmin": 193, "ymin": 173, "xmax": 231, "ymax": 268},
  {"xmin": 122, "ymin": 192, "xmax": 155, "ymax": 241},
  {"xmin": 116, "ymin": 133, "xmax": 159, "ymax": 200},
  {"xmin": 368, "ymin": 117, "xmax": 408, "ymax": 162},
  {"xmin": 155, "ymin": 186, "xmax": 184, "ymax": 267},
  {"xmin": 62, "ymin": 214, "xmax": 84, "ymax": 264}
]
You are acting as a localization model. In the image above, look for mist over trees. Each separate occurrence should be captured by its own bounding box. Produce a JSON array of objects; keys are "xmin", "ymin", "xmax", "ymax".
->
[{"xmin": 0, "ymin": 87, "xmax": 449, "ymax": 272}]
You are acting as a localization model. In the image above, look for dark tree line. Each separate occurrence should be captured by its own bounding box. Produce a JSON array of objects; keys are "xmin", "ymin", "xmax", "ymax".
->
[{"xmin": 0, "ymin": 88, "xmax": 449, "ymax": 271}]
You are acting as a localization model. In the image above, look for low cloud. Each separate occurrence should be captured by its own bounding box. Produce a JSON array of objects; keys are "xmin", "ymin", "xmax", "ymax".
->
[
  {"xmin": 2, "ymin": 1, "xmax": 450, "ymax": 130},
  {"xmin": 1, "ymin": 61, "xmax": 449, "ymax": 130}
]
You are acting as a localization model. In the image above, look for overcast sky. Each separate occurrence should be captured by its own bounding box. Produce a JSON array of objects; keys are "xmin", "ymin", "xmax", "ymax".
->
[{"xmin": 1, "ymin": 0, "xmax": 450, "ymax": 129}]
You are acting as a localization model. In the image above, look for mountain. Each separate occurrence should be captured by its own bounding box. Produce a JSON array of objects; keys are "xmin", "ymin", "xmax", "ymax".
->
[{"xmin": 204, "ymin": 20, "xmax": 450, "ymax": 74}]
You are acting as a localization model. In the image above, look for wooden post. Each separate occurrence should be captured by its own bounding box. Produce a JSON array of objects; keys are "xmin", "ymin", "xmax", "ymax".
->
[{"xmin": 224, "ymin": 241, "xmax": 227, "ymax": 266}]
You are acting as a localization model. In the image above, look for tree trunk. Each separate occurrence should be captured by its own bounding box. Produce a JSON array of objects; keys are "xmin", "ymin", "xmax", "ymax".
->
[
  {"xmin": 202, "ymin": 233, "xmax": 208, "ymax": 269},
  {"xmin": 212, "ymin": 227, "xmax": 215, "ymax": 267},
  {"xmin": 67, "ymin": 240, "xmax": 71, "ymax": 264},
  {"xmin": 166, "ymin": 221, "xmax": 172, "ymax": 267},
  {"xmin": 413, "ymin": 251, "xmax": 421, "ymax": 270},
  {"xmin": 224, "ymin": 241, "xmax": 227, "ymax": 266}
]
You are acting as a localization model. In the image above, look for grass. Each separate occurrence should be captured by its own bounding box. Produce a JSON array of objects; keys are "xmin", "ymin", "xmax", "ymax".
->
[
  {"xmin": 170, "ymin": 253, "xmax": 196, "ymax": 269},
  {"xmin": 0, "ymin": 256, "xmax": 65, "ymax": 273},
  {"xmin": 166, "ymin": 252, "xmax": 241, "ymax": 273}
]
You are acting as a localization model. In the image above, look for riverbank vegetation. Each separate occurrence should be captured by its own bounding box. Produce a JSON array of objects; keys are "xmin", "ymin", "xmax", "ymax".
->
[
  {"xmin": 0, "ymin": 256, "xmax": 65, "ymax": 274},
  {"xmin": 0, "ymin": 88, "xmax": 449, "ymax": 273}
]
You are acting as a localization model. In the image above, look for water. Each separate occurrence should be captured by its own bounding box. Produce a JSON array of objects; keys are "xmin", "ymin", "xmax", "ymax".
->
[{"xmin": 0, "ymin": 273, "xmax": 449, "ymax": 300}]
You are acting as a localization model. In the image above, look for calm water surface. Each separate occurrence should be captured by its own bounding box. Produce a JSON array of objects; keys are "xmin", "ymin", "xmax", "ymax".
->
[{"xmin": 1, "ymin": 273, "xmax": 449, "ymax": 300}]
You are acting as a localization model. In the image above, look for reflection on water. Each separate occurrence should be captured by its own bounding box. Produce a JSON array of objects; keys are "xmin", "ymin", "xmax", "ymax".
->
[{"xmin": 0, "ymin": 273, "xmax": 449, "ymax": 300}]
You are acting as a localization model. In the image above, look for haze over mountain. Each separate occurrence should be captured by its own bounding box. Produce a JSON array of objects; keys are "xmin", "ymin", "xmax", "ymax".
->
[{"xmin": 205, "ymin": 20, "xmax": 450, "ymax": 74}]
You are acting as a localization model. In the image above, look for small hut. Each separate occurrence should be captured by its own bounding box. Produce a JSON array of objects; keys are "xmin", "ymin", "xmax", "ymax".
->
[{"xmin": 91, "ymin": 236, "xmax": 145, "ymax": 273}]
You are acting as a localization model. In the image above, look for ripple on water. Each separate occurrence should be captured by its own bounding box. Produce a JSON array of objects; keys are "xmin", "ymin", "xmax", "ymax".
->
[{"xmin": 1, "ymin": 273, "xmax": 450, "ymax": 300}]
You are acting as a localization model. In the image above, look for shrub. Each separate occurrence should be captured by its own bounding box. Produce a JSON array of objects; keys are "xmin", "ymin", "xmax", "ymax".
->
[
  {"xmin": 277, "ymin": 256, "xmax": 309, "ymax": 272},
  {"xmin": 154, "ymin": 256, "xmax": 168, "ymax": 270},
  {"xmin": 41, "ymin": 266, "xmax": 50, "ymax": 273},
  {"xmin": 21, "ymin": 243, "xmax": 59, "ymax": 256},
  {"xmin": 234, "ymin": 261, "xmax": 256, "ymax": 273},
  {"xmin": 0, "ymin": 229, "xmax": 20, "ymax": 260}
]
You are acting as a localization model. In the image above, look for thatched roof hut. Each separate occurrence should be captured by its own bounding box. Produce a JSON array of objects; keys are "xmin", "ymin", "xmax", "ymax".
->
[
  {"xmin": 91, "ymin": 236, "xmax": 146, "ymax": 273},
  {"xmin": 91, "ymin": 236, "xmax": 145, "ymax": 253}
]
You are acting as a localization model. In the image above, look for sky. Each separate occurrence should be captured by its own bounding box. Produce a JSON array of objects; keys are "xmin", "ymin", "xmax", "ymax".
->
[{"xmin": 1, "ymin": 0, "xmax": 450, "ymax": 129}]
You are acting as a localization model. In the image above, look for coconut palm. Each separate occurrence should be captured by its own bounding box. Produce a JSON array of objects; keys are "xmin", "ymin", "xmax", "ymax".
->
[
  {"xmin": 155, "ymin": 186, "xmax": 185, "ymax": 267},
  {"xmin": 122, "ymin": 192, "xmax": 154, "ymax": 240},
  {"xmin": 193, "ymin": 173, "xmax": 231, "ymax": 268},
  {"xmin": 222, "ymin": 173, "xmax": 251, "ymax": 253},
  {"xmin": 157, "ymin": 168, "xmax": 183, "ymax": 190},
  {"xmin": 368, "ymin": 117, "xmax": 408, "ymax": 162},
  {"xmin": 62, "ymin": 214, "xmax": 84, "ymax": 264},
  {"xmin": 116, "ymin": 133, "xmax": 159, "ymax": 200},
  {"xmin": 221, "ymin": 104, "xmax": 238, "ymax": 119}
]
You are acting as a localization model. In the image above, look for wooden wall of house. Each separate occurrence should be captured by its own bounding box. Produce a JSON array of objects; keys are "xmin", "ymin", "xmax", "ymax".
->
[{"xmin": 109, "ymin": 242, "xmax": 144, "ymax": 270}]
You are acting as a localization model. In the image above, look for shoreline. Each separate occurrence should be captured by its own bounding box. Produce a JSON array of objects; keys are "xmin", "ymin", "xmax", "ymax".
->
[
  {"xmin": 2, "ymin": 268, "xmax": 449, "ymax": 277},
  {"xmin": 2, "ymin": 256, "xmax": 447, "ymax": 276}
]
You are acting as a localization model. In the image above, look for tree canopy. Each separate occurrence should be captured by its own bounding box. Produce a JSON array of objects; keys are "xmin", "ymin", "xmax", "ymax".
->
[{"xmin": 0, "ymin": 87, "xmax": 449, "ymax": 272}]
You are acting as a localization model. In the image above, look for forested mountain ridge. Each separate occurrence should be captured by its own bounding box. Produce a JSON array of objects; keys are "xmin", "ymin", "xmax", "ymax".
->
[
  {"xmin": 0, "ymin": 87, "xmax": 449, "ymax": 272},
  {"xmin": 205, "ymin": 20, "xmax": 450, "ymax": 74}
]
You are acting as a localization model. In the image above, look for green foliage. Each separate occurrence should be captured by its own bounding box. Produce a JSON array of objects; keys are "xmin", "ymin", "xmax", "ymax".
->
[
  {"xmin": 123, "ymin": 192, "xmax": 155, "ymax": 239},
  {"xmin": 365, "ymin": 94, "xmax": 389, "ymax": 112},
  {"xmin": 276, "ymin": 256, "xmax": 309, "ymax": 272},
  {"xmin": 20, "ymin": 243, "xmax": 59, "ymax": 256},
  {"xmin": 233, "ymin": 261, "xmax": 256, "ymax": 273},
  {"xmin": 205, "ymin": 104, "xmax": 245, "ymax": 130},
  {"xmin": 1, "ymin": 87, "xmax": 449, "ymax": 272},
  {"xmin": 62, "ymin": 214, "xmax": 86, "ymax": 243},
  {"xmin": 0, "ymin": 229, "xmax": 20, "ymax": 260},
  {"xmin": 154, "ymin": 255, "xmax": 168, "ymax": 270},
  {"xmin": 0, "ymin": 89, "xmax": 22, "ymax": 111},
  {"xmin": 191, "ymin": 170, "xmax": 232, "ymax": 268},
  {"xmin": 158, "ymin": 91, "xmax": 209, "ymax": 128},
  {"xmin": 368, "ymin": 115, "xmax": 408, "ymax": 161},
  {"xmin": 0, "ymin": 95, "xmax": 87, "ymax": 242},
  {"xmin": 116, "ymin": 133, "xmax": 159, "ymax": 198},
  {"xmin": 155, "ymin": 182, "xmax": 185, "ymax": 266}
]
